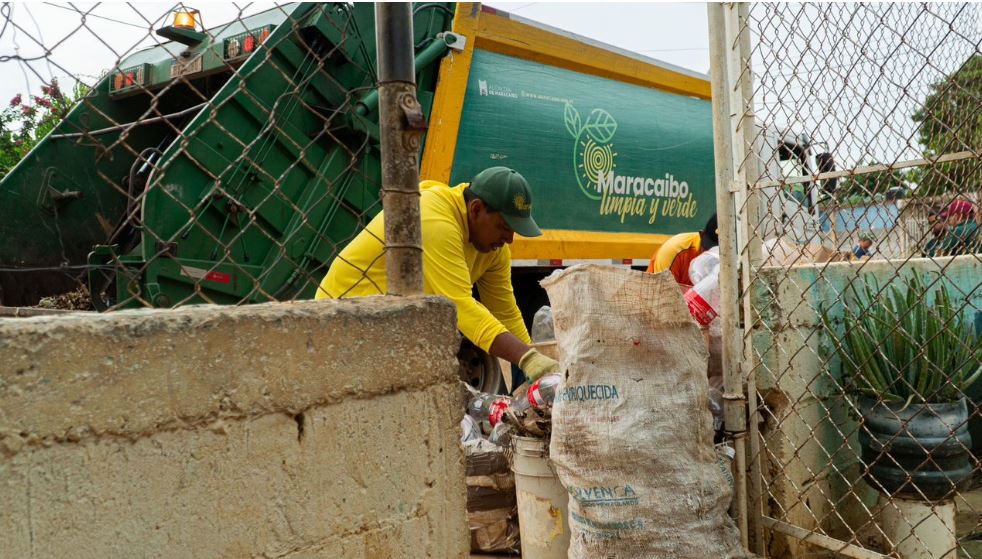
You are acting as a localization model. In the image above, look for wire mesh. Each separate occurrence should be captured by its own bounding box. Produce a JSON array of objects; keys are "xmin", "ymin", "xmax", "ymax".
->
[
  {"xmin": 0, "ymin": 2, "xmax": 450, "ymax": 311},
  {"xmin": 730, "ymin": 3, "xmax": 982, "ymax": 557}
]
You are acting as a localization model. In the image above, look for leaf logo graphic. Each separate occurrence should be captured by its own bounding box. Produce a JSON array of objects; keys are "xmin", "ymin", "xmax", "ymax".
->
[
  {"xmin": 583, "ymin": 108, "xmax": 617, "ymax": 143},
  {"xmin": 564, "ymin": 103, "xmax": 582, "ymax": 137},
  {"xmin": 565, "ymin": 102, "xmax": 617, "ymax": 201}
]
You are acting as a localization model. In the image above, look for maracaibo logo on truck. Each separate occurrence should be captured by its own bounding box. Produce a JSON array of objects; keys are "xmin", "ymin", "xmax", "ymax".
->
[{"xmin": 565, "ymin": 102, "xmax": 700, "ymax": 226}]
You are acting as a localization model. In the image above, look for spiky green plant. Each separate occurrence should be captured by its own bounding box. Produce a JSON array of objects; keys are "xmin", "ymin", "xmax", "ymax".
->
[{"xmin": 824, "ymin": 273, "xmax": 982, "ymax": 405}]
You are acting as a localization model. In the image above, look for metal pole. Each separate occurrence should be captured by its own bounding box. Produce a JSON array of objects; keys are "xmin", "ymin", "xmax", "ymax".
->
[
  {"xmin": 376, "ymin": 3, "xmax": 425, "ymax": 296},
  {"xmin": 735, "ymin": 3, "xmax": 766, "ymax": 553},
  {"xmin": 708, "ymin": 3, "xmax": 749, "ymax": 549}
]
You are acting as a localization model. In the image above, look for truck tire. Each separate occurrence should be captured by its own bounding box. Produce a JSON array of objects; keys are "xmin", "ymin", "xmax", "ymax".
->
[{"xmin": 457, "ymin": 339, "xmax": 507, "ymax": 395}]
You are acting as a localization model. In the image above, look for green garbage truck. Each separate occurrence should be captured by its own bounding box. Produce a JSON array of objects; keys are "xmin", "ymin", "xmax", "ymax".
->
[{"xmin": 0, "ymin": 1, "xmax": 724, "ymax": 315}]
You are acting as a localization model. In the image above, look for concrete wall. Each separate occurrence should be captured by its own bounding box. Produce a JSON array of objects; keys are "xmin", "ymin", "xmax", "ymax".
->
[
  {"xmin": 751, "ymin": 254, "xmax": 982, "ymax": 557},
  {"xmin": 0, "ymin": 297, "xmax": 469, "ymax": 558}
]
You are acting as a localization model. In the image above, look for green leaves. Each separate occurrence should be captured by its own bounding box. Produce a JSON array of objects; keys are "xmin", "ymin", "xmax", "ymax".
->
[
  {"xmin": 912, "ymin": 54, "xmax": 982, "ymax": 197},
  {"xmin": 827, "ymin": 272, "xmax": 982, "ymax": 404}
]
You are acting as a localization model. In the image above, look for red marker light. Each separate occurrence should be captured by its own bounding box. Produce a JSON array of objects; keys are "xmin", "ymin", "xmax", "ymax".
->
[
  {"xmin": 125, "ymin": 72, "xmax": 135, "ymax": 86},
  {"xmin": 243, "ymin": 34, "xmax": 255, "ymax": 53},
  {"xmin": 205, "ymin": 271, "xmax": 232, "ymax": 284}
]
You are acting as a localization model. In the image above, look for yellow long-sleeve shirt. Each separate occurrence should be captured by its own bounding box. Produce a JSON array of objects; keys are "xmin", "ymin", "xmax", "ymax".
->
[{"xmin": 315, "ymin": 180, "xmax": 531, "ymax": 352}]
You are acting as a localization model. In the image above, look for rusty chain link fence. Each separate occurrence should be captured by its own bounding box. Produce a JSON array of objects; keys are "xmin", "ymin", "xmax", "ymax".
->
[
  {"xmin": 0, "ymin": 2, "xmax": 448, "ymax": 312},
  {"xmin": 711, "ymin": 3, "xmax": 982, "ymax": 558}
]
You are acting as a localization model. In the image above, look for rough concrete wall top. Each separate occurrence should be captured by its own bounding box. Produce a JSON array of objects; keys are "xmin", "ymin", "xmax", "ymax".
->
[{"xmin": 0, "ymin": 296, "xmax": 459, "ymax": 456}]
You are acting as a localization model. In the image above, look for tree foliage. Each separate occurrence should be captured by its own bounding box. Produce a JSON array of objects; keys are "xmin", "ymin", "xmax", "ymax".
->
[
  {"xmin": 0, "ymin": 79, "xmax": 87, "ymax": 179},
  {"xmin": 912, "ymin": 54, "xmax": 982, "ymax": 198},
  {"xmin": 833, "ymin": 164, "xmax": 913, "ymax": 206}
]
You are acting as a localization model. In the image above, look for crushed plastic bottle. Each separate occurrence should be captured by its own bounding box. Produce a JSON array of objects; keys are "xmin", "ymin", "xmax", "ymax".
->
[
  {"xmin": 467, "ymin": 392, "xmax": 499, "ymax": 420},
  {"xmin": 531, "ymin": 305, "xmax": 555, "ymax": 342},
  {"xmin": 709, "ymin": 376, "xmax": 724, "ymax": 443},
  {"xmin": 688, "ymin": 246, "xmax": 720, "ymax": 285},
  {"xmin": 487, "ymin": 396, "xmax": 512, "ymax": 427},
  {"xmin": 528, "ymin": 373, "xmax": 562, "ymax": 410},
  {"xmin": 488, "ymin": 421, "xmax": 514, "ymax": 447},
  {"xmin": 684, "ymin": 268, "xmax": 720, "ymax": 326},
  {"xmin": 715, "ymin": 442, "xmax": 736, "ymax": 494},
  {"xmin": 460, "ymin": 414, "xmax": 482, "ymax": 443}
]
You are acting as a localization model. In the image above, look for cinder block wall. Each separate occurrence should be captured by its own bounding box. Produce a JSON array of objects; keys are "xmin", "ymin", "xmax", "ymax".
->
[
  {"xmin": 0, "ymin": 297, "xmax": 468, "ymax": 558},
  {"xmin": 752, "ymin": 255, "xmax": 981, "ymax": 556}
]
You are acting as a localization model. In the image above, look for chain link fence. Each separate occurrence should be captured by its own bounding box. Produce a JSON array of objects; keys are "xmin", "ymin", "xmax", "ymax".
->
[
  {"xmin": 712, "ymin": 2, "xmax": 982, "ymax": 557},
  {"xmin": 0, "ymin": 2, "xmax": 449, "ymax": 311}
]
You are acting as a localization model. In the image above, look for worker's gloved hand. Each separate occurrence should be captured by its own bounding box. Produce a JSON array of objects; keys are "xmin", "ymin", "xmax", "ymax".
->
[{"xmin": 519, "ymin": 348, "xmax": 559, "ymax": 381}]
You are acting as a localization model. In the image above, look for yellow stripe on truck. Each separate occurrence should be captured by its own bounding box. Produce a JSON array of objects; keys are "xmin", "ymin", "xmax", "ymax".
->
[
  {"xmin": 510, "ymin": 230, "xmax": 672, "ymax": 260},
  {"xmin": 473, "ymin": 6, "xmax": 711, "ymax": 100},
  {"xmin": 419, "ymin": 3, "xmax": 481, "ymax": 184}
]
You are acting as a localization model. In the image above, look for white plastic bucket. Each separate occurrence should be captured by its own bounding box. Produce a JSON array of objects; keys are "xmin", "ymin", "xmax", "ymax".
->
[{"xmin": 512, "ymin": 435, "xmax": 570, "ymax": 559}]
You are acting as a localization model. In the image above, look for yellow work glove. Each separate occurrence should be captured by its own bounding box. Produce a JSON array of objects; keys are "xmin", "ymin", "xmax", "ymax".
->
[{"xmin": 519, "ymin": 349, "xmax": 559, "ymax": 381}]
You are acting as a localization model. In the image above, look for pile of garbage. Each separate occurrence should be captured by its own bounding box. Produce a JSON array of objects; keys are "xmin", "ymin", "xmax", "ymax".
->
[
  {"xmin": 461, "ymin": 375, "xmax": 564, "ymax": 554},
  {"xmin": 461, "ymin": 436, "xmax": 520, "ymax": 553},
  {"xmin": 460, "ymin": 308, "xmax": 562, "ymax": 554},
  {"xmin": 461, "ymin": 375, "xmax": 561, "ymax": 554},
  {"xmin": 681, "ymin": 246, "xmax": 726, "ymax": 441}
]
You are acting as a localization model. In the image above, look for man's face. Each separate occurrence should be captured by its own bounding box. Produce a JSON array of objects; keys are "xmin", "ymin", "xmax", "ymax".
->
[
  {"xmin": 859, "ymin": 239, "xmax": 873, "ymax": 250},
  {"xmin": 467, "ymin": 199, "xmax": 515, "ymax": 253}
]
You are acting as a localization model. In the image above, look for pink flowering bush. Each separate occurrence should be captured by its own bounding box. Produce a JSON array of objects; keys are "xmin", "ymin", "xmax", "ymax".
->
[{"xmin": 1, "ymin": 79, "xmax": 86, "ymax": 178}]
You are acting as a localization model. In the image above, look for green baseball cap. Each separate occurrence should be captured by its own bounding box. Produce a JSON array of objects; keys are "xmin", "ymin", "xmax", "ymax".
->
[{"xmin": 468, "ymin": 166, "xmax": 542, "ymax": 237}]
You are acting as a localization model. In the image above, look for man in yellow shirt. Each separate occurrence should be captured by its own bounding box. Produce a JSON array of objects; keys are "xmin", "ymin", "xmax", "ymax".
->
[
  {"xmin": 316, "ymin": 166, "xmax": 559, "ymax": 381},
  {"xmin": 646, "ymin": 213, "xmax": 718, "ymax": 285}
]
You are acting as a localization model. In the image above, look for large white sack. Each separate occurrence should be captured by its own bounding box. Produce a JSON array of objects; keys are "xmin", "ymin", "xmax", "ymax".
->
[{"xmin": 542, "ymin": 265, "xmax": 747, "ymax": 558}]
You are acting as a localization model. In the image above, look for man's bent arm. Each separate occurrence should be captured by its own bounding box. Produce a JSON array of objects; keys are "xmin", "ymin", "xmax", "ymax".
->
[{"xmin": 489, "ymin": 331, "xmax": 531, "ymax": 365}]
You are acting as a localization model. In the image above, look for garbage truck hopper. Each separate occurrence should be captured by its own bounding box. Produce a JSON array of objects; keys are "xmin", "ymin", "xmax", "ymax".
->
[{"xmin": 0, "ymin": 2, "xmax": 454, "ymax": 308}]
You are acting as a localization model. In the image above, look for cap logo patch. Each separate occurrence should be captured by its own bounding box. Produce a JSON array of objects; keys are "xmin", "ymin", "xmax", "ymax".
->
[{"xmin": 513, "ymin": 194, "xmax": 532, "ymax": 211}]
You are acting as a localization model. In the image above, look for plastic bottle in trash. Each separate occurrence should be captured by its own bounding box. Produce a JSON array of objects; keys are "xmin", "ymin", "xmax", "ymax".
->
[
  {"xmin": 500, "ymin": 392, "xmax": 531, "ymax": 426},
  {"xmin": 488, "ymin": 421, "xmax": 514, "ymax": 447},
  {"xmin": 527, "ymin": 373, "xmax": 563, "ymax": 410},
  {"xmin": 715, "ymin": 443, "xmax": 736, "ymax": 494},
  {"xmin": 688, "ymin": 246, "xmax": 720, "ymax": 285},
  {"xmin": 487, "ymin": 396, "xmax": 512, "ymax": 427},
  {"xmin": 460, "ymin": 414, "xmax": 482, "ymax": 443},
  {"xmin": 467, "ymin": 392, "xmax": 498, "ymax": 420},
  {"xmin": 684, "ymin": 270, "xmax": 720, "ymax": 326}
]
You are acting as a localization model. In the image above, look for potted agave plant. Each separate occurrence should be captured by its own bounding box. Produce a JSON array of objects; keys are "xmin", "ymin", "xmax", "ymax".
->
[{"xmin": 827, "ymin": 273, "xmax": 982, "ymax": 500}]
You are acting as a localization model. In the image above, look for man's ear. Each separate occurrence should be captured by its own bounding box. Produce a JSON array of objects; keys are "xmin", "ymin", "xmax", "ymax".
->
[{"xmin": 467, "ymin": 198, "xmax": 483, "ymax": 218}]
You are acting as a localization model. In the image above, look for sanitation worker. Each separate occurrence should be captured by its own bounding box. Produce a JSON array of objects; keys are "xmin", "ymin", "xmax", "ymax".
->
[
  {"xmin": 315, "ymin": 166, "xmax": 560, "ymax": 382},
  {"xmin": 646, "ymin": 213, "xmax": 719, "ymax": 286}
]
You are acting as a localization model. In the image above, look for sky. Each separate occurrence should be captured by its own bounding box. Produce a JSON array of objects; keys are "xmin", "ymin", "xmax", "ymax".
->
[{"xmin": 1, "ymin": 2, "xmax": 980, "ymax": 171}]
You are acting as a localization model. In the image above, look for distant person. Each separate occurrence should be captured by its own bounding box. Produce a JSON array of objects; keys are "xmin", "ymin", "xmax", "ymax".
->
[
  {"xmin": 647, "ymin": 213, "xmax": 719, "ymax": 286},
  {"xmin": 933, "ymin": 200, "xmax": 981, "ymax": 256},
  {"xmin": 853, "ymin": 232, "xmax": 875, "ymax": 258},
  {"xmin": 923, "ymin": 209, "xmax": 947, "ymax": 257}
]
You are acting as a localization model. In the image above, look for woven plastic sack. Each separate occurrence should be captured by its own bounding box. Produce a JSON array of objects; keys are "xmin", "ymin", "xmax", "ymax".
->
[{"xmin": 541, "ymin": 265, "xmax": 746, "ymax": 558}]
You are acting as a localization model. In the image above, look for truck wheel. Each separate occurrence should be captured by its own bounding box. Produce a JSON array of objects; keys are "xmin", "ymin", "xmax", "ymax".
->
[{"xmin": 457, "ymin": 339, "xmax": 507, "ymax": 395}]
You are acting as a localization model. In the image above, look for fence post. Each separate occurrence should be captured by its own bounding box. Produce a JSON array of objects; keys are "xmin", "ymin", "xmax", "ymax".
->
[
  {"xmin": 376, "ymin": 3, "xmax": 425, "ymax": 295},
  {"xmin": 708, "ymin": 2, "xmax": 750, "ymax": 549}
]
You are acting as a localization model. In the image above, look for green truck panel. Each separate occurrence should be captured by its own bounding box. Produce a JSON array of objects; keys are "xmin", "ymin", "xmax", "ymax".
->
[{"xmin": 450, "ymin": 49, "xmax": 715, "ymax": 236}]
